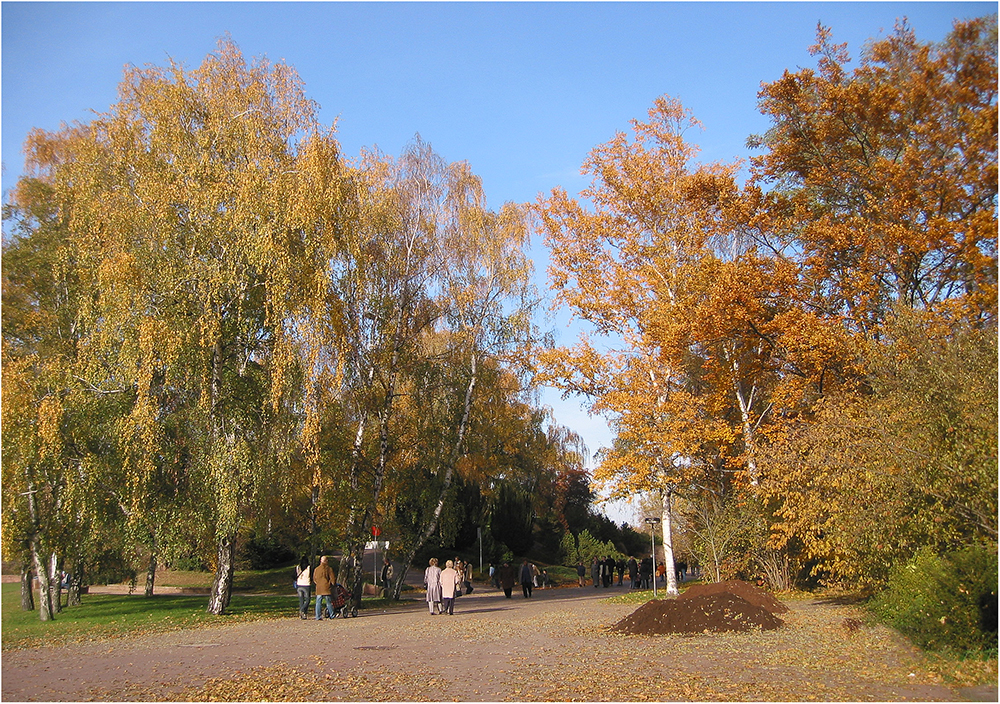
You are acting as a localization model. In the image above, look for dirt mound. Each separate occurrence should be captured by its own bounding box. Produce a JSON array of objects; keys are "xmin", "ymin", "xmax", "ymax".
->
[
  {"xmin": 611, "ymin": 592, "xmax": 784, "ymax": 635},
  {"xmin": 678, "ymin": 579, "xmax": 789, "ymax": 614}
]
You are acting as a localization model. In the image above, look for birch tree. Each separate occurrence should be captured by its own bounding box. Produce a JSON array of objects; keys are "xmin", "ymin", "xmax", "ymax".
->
[
  {"xmin": 4, "ymin": 38, "xmax": 347, "ymax": 614},
  {"xmin": 535, "ymin": 96, "xmax": 774, "ymax": 591}
]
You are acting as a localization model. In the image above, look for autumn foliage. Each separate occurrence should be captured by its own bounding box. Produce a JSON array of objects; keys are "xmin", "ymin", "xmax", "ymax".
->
[
  {"xmin": 2, "ymin": 15, "xmax": 996, "ymax": 625},
  {"xmin": 1, "ymin": 39, "xmax": 588, "ymax": 617},
  {"xmin": 536, "ymin": 16, "xmax": 997, "ymax": 591}
]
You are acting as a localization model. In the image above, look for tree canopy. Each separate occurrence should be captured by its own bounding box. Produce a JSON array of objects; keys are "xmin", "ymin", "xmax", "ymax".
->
[{"xmin": 3, "ymin": 16, "xmax": 996, "ymax": 620}]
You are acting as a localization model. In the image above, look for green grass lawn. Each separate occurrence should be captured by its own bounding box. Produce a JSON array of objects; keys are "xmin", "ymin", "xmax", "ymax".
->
[
  {"xmin": 1, "ymin": 565, "xmax": 409, "ymax": 651},
  {"xmin": 1, "ymin": 583, "xmax": 298, "ymax": 651}
]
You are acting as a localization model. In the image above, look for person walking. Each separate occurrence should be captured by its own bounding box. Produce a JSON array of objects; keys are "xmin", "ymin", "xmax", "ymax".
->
[
  {"xmin": 591, "ymin": 557, "xmax": 600, "ymax": 588},
  {"xmin": 603, "ymin": 556, "xmax": 615, "ymax": 588},
  {"xmin": 628, "ymin": 556, "xmax": 639, "ymax": 589},
  {"xmin": 313, "ymin": 555, "xmax": 336, "ymax": 620},
  {"xmin": 576, "ymin": 561, "xmax": 586, "ymax": 587},
  {"xmin": 520, "ymin": 559, "xmax": 534, "ymax": 598},
  {"xmin": 458, "ymin": 560, "xmax": 473, "ymax": 594},
  {"xmin": 440, "ymin": 560, "xmax": 462, "ymax": 615},
  {"xmin": 295, "ymin": 556, "xmax": 312, "ymax": 620},
  {"xmin": 463, "ymin": 562, "xmax": 474, "ymax": 594},
  {"xmin": 640, "ymin": 556, "xmax": 653, "ymax": 590},
  {"xmin": 380, "ymin": 557, "xmax": 394, "ymax": 596},
  {"xmin": 499, "ymin": 560, "xmax": 517, "ymax": 598},
  {"xmin": 424, "ymin": 558, "xmax": 443, "ymax": 615}
]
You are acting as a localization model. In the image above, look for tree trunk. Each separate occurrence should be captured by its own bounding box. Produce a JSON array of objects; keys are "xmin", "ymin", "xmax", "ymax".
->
[
  {"xmin": 758, "ymin": 547, "xmax": 791, "ymax": 590},
  {"xmin": 67, "ymin": 560, "xmax": 83, "ymax": 607},
  {"xmin": 661, "ymin": 489, "xmax": 679, "ymax": 596},
  {"xmin": 341, "ymin": 343, "xmax": 402, "ymax": 601},
  {"xmin": 207, "ymin": 533, "xmax": 236, "ymax": 614},
  {"xmin": 145, "ymin": 533, "xmax": 157, "ymax": 598},
  {"xmin": 26, "ymin": 484, "xmax": 55, "ymax": 620},
  {"xmin": 49, "ymin": 552, "xmax": 63, "ymax": 613},
  {"xmin": 310, "ymin": 484, "xmax": 319, "ymax": 572},
  {"xmin": 391, "ymin": 355, "xmax": 479, "ymax": 600},
  {"xmin": 30, "ymin": 540, "xmax": 55, "ymax": 621},
  {"xmin": 337, "ymin": 410, "xmax": 369, "ymax": 587},
  {"xmin": 20, "ymin": 563, "xmax": 35, "ymax": 611}
]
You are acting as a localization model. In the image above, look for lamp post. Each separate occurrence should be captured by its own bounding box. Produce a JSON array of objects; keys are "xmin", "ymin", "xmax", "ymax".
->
[{"xmin": 644, "ymin": 516, "xmax": 661, "ymax": 598}]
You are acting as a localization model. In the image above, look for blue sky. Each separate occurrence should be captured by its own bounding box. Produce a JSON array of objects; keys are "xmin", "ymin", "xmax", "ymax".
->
[{"xmin": 3, "ymin": 1, "xmax": 993, "ymax": 523}]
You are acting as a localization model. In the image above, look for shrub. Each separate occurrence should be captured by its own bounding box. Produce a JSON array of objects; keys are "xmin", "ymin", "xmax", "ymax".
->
[
  {"xmin": 239, "ymin": 535, "xmax": 296, "ymax": 570},
  {"xmin": 869, "ymin": 544, "xmax": 998, "ymax": 654}
]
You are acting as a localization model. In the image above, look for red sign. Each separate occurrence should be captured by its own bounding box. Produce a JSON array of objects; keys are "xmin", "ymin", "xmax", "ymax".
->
[{"xmin": 371, "ymin": 526, "xmax": 381, "ymax": 537}]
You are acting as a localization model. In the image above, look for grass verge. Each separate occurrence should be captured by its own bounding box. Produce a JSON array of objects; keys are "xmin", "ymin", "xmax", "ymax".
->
[{"xmin": 1, "ymin": 574, "xmax": 411, "ymax": 652}]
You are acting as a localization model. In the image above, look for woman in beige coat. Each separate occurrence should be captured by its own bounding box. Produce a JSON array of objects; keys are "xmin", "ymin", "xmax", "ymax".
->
[{"xmin": 439, "ymin": 560, "xmax": 462, "ymax": 615}]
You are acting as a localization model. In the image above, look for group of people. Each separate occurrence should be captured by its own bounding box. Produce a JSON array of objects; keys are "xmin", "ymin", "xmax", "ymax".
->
[
  {"xmin": 487, "ymin": 559, "xmax": 549, "ymax": 598},
  {"xmin": 578, "ymin": 555, "xmax": 693, "ymax": 590},
  {"xmin": 295, "ymin": 555, "xmax": 352, "ymax": 620},
  {"xmin": 298, "ymin": 552, "xmax": 699, "ymax": 621},
  {"xmin": 295, "ymin": 553, "xmax": 398, "ymax": 620},
  {"xmin": 422, "ymin": 557, "xmax": 475, "ymax": 615}
]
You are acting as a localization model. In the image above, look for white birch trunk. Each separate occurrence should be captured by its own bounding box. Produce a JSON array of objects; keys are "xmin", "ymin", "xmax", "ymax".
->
[
  {"xmin": 732, "ymin": 373, "xmax": 759, "ymax": 485},
  {"xmin": 661, "ymin": 489, "xmax": 679, "ymax": 596},
  {"xmin": 207, "ymin": 533, "xmax": 236, "ymax": 614},
  {"xmin": 30, "ymin": 541, "xmax": 55, "ymax": 621},
  {"xmin": 392, "ymin": 352, "xmax": 479, "ymax": 598}
]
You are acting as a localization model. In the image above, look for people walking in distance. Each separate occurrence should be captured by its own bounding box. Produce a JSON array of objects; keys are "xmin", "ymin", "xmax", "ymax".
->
[
  {"xmin": 640, "ymin": 556, "xmax": 653, "ymax": 589},
  {"xmin": 440, "ymin": 559, "xmax": 462, "ymax": 614},
  {"xmin": 676, "ymin": 559, "xmax": 687, "ymax": 583},
  {"xmin": 462, "ymin": 561, "xmax": 474, "ymax": 594},
  {"xmin": 617, "ymin": 558, "xmax": 626, "ymax": 586},
  {"xmin": 657, "ymin": 561, "xmax": 666, "ymax": 586},
  {"xmin": 576, "ymin": 561, "xmax": 586, "ymax": 587},
  {"xmin": 520, "ymin": 558, "xmax": 535, "ymax": 598},
  {"xmin": 603, "ymin": 556, "xmax": 615, "ymax": 588},
  {"xmin": 380, "ymin": 557, "xmax": 393, "ymax": 596},
  {"xmin": 295, "ymin": 556, "xmax": 311, "ymax": 620},
  {"xmin": 490, "ymin": 563, "xmax": 499, "ymax": 589},
  {"xmin": 591, "ymin": 556, "xmax": 600, "ymax": 588},
  {"xmin": 424, "ymin": 558, "xmax": 442, "ymax": 615},
  {"xmin": 499, "ymin": 560, "xmax": 517, "ymax": 598},
  {"xmin": 313, "ymin": 555, "xmax": 336, "ymax": 620},
  {"xmin": 628, "ymin": 556, "xmax": 639, "ymax": 589},
  {"xmin": 453, "ymin": 560, "xmax": 464, "ymax": 600}
]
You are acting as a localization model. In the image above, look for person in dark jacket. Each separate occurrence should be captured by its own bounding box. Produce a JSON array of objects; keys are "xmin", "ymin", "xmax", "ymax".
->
[
  {"xmin": 498, "ymin": 561, "xmax": 517, "ymax": 598},
  {"xmin": 520, "ymin": 559, "xmax": 535, "ymax": 598},
  {"xmin": 640, "ymin": 556, "xmax": 653, "ymax": 589},
  {"xmin": 628, "ymin": 556, "xmax": 639, "ymax": 589},
  {"xmin": 603, "ymin": 556, "xmax": 616, "ymax": 587},
  {"xmin": 576, "ymin": 561, "xmax": 586, "ymax": 587}
]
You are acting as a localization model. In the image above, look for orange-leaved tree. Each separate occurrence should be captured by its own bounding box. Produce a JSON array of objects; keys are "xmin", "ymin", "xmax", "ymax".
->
[
  {"xmin": 751, "ymin": 16, "xmax": 997, "ymax": 587},
  {"xmin": 535, "ymin": 96, "xmax": 786, "ymax": 592}
]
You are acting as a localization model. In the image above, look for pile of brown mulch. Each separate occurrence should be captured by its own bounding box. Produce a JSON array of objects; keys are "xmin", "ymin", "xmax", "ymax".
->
[
  {"xmin": 678, "ymin": 579, "xmax": 789, "ymax": 614},
  {"xmin": 610, "ymin": 580, "xmax": 786, "ymax": 635}
]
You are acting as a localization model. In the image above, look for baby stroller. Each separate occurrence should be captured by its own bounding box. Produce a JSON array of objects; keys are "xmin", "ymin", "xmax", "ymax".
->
[{"xmin": 331, "ymin": 583, "xmax": 355, "ymax": 618}]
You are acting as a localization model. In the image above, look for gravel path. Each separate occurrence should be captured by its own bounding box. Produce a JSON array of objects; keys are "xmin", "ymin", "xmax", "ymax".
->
[{"xmin": 2, "ymin": 584, "xmax": 994, "ymax": 701}]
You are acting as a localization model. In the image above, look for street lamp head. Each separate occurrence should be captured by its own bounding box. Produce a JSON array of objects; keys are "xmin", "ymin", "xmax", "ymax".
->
[{"xmin": 644, "ymin": 517, "xmax": 661, "ymax": 525}]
